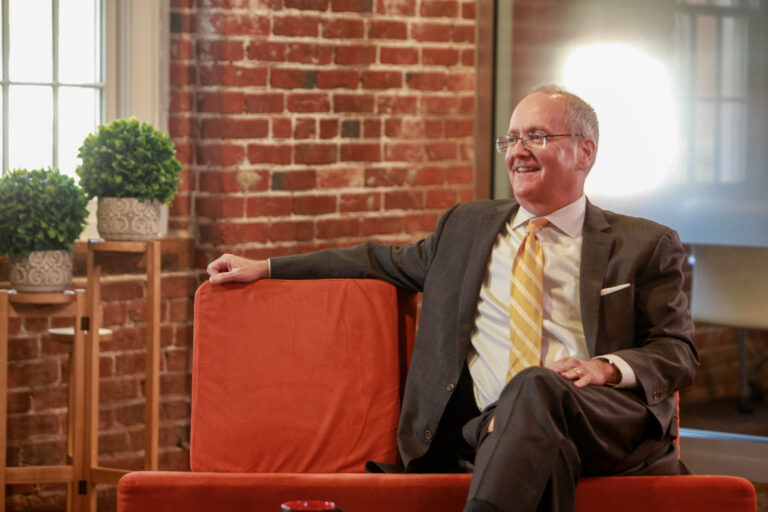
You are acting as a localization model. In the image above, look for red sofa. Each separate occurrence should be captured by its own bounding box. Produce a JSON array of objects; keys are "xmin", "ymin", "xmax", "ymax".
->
[{"xmin": 118, "ymin": 279, "xmax": 756, "ymax": 512}]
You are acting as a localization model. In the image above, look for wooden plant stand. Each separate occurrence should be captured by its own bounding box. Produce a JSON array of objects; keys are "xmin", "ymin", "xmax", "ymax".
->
[
  {"xmin": 0, "ymin": 289, "xmax": 87, "ymax": 512},
  {"xmin": 82, "ymin": 240, "xmax": 161, "ymax": 510}
]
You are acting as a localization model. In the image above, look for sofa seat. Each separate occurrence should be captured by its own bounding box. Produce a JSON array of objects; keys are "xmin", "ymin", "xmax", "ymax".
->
[{"xmin": 118, "ymin": 472, "xmax": 756, "ymax": 512}]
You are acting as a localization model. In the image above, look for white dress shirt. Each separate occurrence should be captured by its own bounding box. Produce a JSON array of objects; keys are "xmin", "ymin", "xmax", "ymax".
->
[{"xmin": 467, "ymin": 196, "xmax": 635, "ymax": 410}]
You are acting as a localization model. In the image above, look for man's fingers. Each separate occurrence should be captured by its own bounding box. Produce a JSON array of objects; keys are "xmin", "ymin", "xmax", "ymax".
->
[
  {"xmin": 560, "ymin": 365, "xmax": 584, "ymax": 380},
  {"xmin": 573, "ymin": 374, "xmax": 591, "ymax": 388},
  {"xmin": 209, "ymin": 270, "xmax": 234, "ymax": 284},
  {"xmin": 207, "ymin": 255, "xmax": 230, "ymax": 276},
  {"xmin": 552, "ymin": 359, "xmax": 604, "ymax": 388},
  {"xmin": 207, "ymin": 256, "xmax": 268, "ymax": 284},
  {"xmin": 549, "ymin": 357, "xmax": 617, "ymax": 388}
]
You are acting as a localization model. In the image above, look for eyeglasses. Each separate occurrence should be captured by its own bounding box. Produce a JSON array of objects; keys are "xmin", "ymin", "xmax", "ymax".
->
[{"xmin": 495, "ymin": 133, "xmax": 582, "ymax": 153}]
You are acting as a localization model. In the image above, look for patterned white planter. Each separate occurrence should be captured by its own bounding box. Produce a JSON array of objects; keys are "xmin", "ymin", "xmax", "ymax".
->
[
  {"xmin": 9, "ymin": 250, "xmax": 73, "ymax": 293},
  {"xmin": 97, "ymin": 197, "xmax": 161, "ymax": 241}
]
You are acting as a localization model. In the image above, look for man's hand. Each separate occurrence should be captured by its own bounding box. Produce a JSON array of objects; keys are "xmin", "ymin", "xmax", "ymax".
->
[
  {"xmin": 207, "ymin": 254, "xmax": 269, "ymax": 285},
  {"xmin": 487, "ymin": 358, "xmax": 620, "ymax": 433},
  {"xmin": 548, "ymin": 357, "xmax": 620, "ymax": 389}
]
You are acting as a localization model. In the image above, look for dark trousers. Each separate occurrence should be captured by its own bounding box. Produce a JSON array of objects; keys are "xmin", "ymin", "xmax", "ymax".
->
[{"xmin": 461, "ymin": 367, "xmax": 685, "ymax": 512}]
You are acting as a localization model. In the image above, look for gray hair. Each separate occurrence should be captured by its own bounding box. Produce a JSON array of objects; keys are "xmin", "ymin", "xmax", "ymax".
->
[{"xmin": 532, "ymin": 85, "xmax": 600, "ymax": 145}]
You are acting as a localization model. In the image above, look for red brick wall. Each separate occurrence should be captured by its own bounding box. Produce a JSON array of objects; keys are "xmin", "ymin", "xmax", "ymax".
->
[
  {"xmin": 2, "ymin": 1, "xmax": 478, "ymax": 510},
  {"xmin": 168, "ymin": 0, "xmax": 478, "ymax": 266}
]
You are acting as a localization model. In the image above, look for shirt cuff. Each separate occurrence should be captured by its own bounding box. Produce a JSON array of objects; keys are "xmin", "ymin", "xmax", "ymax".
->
[
  {"xmin": 594, "ymin": 355, "xmax": 637, "ymax": 389},
  {"xmin": 267, "ymin": 258, "xmax": 272, "ymax": 278}
]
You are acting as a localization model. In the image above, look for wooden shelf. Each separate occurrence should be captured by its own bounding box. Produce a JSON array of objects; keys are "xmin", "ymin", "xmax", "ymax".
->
[
  {"xmin": 5, "ymin": 465, "xmax": 75, "ymax": 485},
  {"xmin": 88, "ymin": 240, "xmax": 153, "ymax": 253},
  {"xmin": 8, "ymin": 290, "xmax": 76, "ymax": 305},
  {"xmin": 90, "ymin": 466, "xmax": 130, "ymax": 486},
  {"xmin": 1, "ymin": 289, "xmax": 87, "ymax": 512},
  {"xmin": 48, "ymin": 327, "xmax": 114, "ymax": 343},
  {"xmin": 83, "ymin": 239, "xmax": 161, "ymax": 511}
]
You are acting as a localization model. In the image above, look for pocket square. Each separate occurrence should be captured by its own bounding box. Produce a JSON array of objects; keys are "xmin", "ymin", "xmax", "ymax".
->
[{"xmin": 600, "ymin": 283, "xmax": 631, "ymax": 296}]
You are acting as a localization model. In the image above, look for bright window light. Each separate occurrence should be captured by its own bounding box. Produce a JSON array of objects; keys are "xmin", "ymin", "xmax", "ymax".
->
[
  {"xmin": 2, "ymin": 0, "xmax": 101, "ymax": 177},
  {"xmin": 562, "ymin": 43, "xmax": 680, "ymax": 196}
]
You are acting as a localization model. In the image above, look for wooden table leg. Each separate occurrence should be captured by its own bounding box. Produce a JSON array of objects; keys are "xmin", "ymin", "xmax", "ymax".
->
[
  {"xmin": 145, "ymin": 241, "xmax": 161, "ymax": 471},
  {"xmin": 0, "ymin": 292, "xmax": 9, "ymax": 512}
]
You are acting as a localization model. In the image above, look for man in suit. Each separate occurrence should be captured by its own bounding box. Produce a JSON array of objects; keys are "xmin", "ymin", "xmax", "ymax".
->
[{"xmin": 207, "ymin": 86, "xmax": 698, "ymax": 512}]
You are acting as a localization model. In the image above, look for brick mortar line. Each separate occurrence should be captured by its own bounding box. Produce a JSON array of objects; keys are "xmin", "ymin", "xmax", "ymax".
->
[
  {"xmin": 187, "ymin": 9, "xmax": 473, "ymax": 22},
  {"xmin": 191, "ymin": 87, "xmax": 476, "ymax": 93},
  {"xmin": 189, "ymin": 39, "xmax": 477, "ymax": 47},
  {"xmin": 191, "ymin": 65, "xmax": 475, "ymax": 72},
  {"xmin": 194, "ymin": 211, "xmax": 454, "ymax": 222},
  {"xmin": 196, "ymin": 233, "xmax": 430, "ymax": 247},
  {"xmin": 192, "ymin": 187, "xmax": 466, "ymax": 196}
]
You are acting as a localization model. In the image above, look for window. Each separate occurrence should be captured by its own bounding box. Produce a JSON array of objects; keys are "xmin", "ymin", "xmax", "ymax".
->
[
  {"xmin": 0, "ymin": 0, "xmax": 104, "ymax": 177},
  {"xmin": 484, "ymin": 0, "xmax": 768, "ymax": 247},
  {"xmin": 0, "ymin": 0, "xmax": 170, "ymax": 180},
  {"xmin": 0, "ymin": 0, "xmax": 170, "ymax": 237},
  {"xmin": 673, "ymin": 0, "xmax": 757, "ymax": 184}
]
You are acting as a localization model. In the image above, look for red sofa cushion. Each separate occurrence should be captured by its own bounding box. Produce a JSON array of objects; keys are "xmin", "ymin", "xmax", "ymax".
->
[
  {"xmin": 191, "ymin": 279, "xmax": 413, "ymax": 474},
  {"xmin": 118, "ymin": 472, "xmax": 757, "ymax": 512}
]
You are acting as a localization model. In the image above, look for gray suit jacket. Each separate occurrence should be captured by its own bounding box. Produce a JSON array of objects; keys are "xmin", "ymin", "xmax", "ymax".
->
[{"xmin": 271, "ymin": 199, "xmax": 699, "ymax": 471}]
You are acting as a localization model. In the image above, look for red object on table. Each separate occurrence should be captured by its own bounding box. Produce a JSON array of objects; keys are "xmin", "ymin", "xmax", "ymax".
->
[{"xmin": 281, "ymin": 499, "xmax": 337, "ymax": 511}]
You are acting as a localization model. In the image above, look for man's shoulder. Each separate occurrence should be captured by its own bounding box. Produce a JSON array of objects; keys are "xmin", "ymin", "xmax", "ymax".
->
[
  {"xmin": 600, "ymin": 208, "xmax": 673, "ymax": 232},
  {"xmin": 448, "ymin": 198, "xmax": 517, "ymax": 218},
  {"xmin": 589, "ymin": 203, "xmax": 680, "ymax": 244}
]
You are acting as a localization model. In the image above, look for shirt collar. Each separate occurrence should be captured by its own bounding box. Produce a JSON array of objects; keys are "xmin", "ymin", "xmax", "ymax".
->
[{"xmin": 511, "ymin": 195, "xmax": 586, "ymax": 238}]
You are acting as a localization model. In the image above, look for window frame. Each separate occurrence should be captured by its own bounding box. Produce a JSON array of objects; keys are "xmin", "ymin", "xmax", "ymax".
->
[
  {"xmin": 0, "ymin": 0, "xmax": 106, "ymax": 176},
  {"xmin": 0, "ymin": 0, "xmax": 169, "ymax": 177}
]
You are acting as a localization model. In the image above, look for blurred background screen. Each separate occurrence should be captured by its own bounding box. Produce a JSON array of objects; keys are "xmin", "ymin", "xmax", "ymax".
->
[{"xmin": 493, "ymin": 0, "xmax": 768, "ymax": 247}]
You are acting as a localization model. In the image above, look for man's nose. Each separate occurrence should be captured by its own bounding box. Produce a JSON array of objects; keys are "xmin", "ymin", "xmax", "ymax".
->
[{"xmin": 508, "ymin": 138, "xmax": 531, "ymax": 158}]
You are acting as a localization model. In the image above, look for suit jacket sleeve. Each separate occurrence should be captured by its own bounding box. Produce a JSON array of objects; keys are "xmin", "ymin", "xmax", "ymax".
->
[
  {"xmin": 606, "ymin": 227, "xmax": 698, "ymax": 408},
  {"xmin": 269, "ymin": 204, "xmax": 461, "ymax": 292}
]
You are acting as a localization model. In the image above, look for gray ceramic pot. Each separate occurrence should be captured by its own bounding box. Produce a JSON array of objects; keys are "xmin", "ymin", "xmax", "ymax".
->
[
  {"xmin": 9, "ymin": 250, "xmax": 73, "ymax": 293},
  {"xmin": 97, "ymin": 197, "xmax": 161, "ymax": 241}
]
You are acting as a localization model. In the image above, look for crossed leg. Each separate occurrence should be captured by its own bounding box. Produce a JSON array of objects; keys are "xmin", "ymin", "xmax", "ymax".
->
[{"xmin": 464, "ymin": 366, "xmax": 680, "ymax": 512}]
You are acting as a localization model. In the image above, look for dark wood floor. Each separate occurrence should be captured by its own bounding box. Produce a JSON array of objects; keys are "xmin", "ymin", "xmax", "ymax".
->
[
  {"xmin": 680, "ymin": 397, "xmax": 768, "ymax": 512},
  {"xmin": 680, "ymin": 397, "xmax": 768, "ymax": 437}
]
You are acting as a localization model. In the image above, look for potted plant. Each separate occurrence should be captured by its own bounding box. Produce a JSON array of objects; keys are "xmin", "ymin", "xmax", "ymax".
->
[
  {"xmin": 76, "ymin": 117, "xmax": 183, "ymax": 240},
  {"xmin": 0, "ymin": 168, "xmax": 89, "ymax": 293}
]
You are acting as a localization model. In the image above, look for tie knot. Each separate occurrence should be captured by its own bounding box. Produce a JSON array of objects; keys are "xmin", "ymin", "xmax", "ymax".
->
[{"xmin": 527, "ymin": 217, "xmax": 548, "ymax": 234}]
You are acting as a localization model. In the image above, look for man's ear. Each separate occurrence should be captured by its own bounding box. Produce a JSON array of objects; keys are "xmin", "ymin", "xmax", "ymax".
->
[{"xmin": 578, "ymin": 137, "xmax": 597, "ymax": 172}]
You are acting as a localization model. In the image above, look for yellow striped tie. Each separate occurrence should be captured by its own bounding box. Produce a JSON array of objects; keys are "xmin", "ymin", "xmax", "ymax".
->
[{"xmin": 506, "ymin": 217, "xmax": 548, "ymax": 382}]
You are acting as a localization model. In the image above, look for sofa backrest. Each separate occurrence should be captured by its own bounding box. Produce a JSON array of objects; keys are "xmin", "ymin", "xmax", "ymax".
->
[{"xmin": 190, "ymin": 279, "xmax": 417, "ymax": 473}]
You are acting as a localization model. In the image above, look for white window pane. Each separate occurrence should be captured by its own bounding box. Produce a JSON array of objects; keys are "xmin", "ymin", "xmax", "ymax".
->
[
  {"xmin": 9, "ymin": 0, "xmax": 52, "ymax": 83},
  {"xmin": 721, "ymin": 16, "xmax": 748, "ymax": 98},
  {"xmin": 0, "ymin": 6, "xmax": 3, "ymax": 75},
  {"xmin": 695, "ymin": 15, "xmax": 717, "ymax": 97},
  {"xmin": 0, "ymin": 92, "xmax": 3, "ymax": 171},
  {"xmin": 9, "ymin": 86, "xmax": 53, "ymax": 170},
  {"xmin": 59, "ymin": 87, "xmax": 99, "ymax": 177},
  {"xmin": 693, "ymin": 101, "xmax": 716, "ymax": 183},
  {"xmin": 59, "ymin": 0, "xmax": 99, "ymax": 83},
  {"xmin": 719, "ymin": 101, "xmax": 746, "ymax": 182}
]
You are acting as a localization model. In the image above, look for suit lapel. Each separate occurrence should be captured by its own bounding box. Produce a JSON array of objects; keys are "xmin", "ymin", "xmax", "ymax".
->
[
  {"xmin": 580, "ymin": 201, "xmax": 613, "ymax": 357},
  {"xmin": 456, "ymin": 201, "xmax": 519, "ymax": 361}
]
